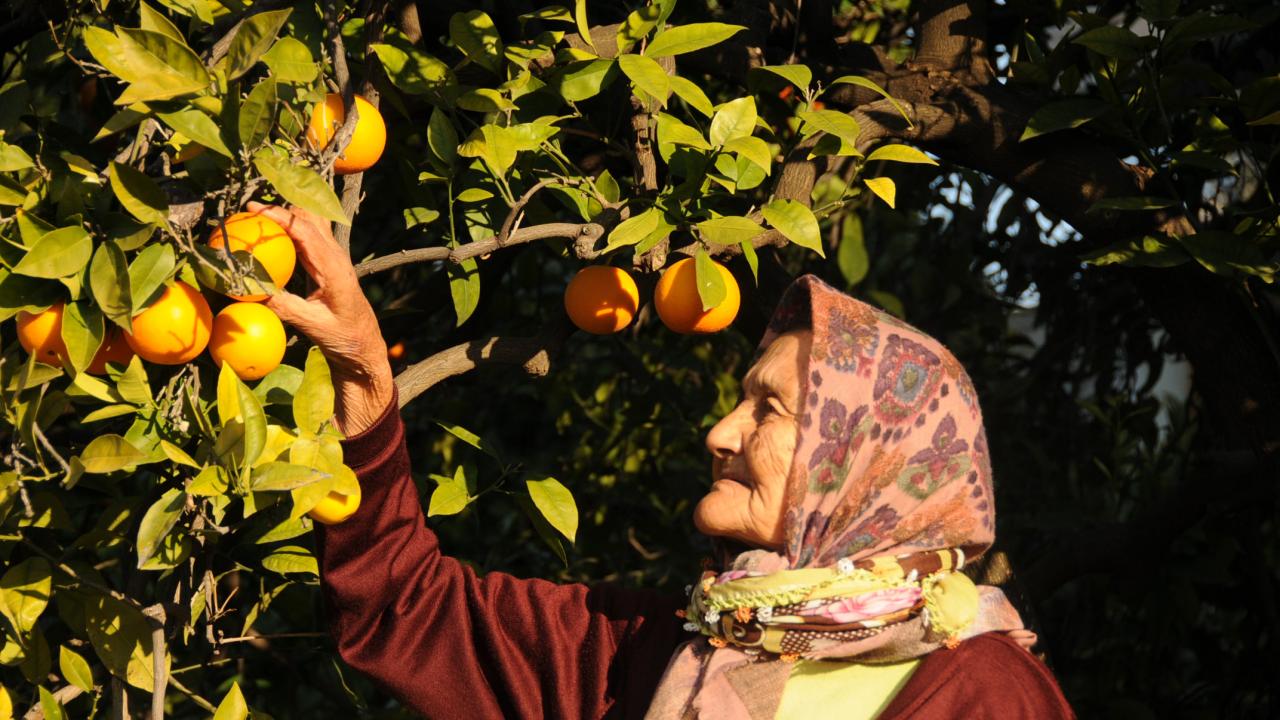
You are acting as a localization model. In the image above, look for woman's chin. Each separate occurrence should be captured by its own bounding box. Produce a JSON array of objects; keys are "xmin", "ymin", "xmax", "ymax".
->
[{"xmin": 692, "ymin": 484, "xmax": 746, "ymax": 540}]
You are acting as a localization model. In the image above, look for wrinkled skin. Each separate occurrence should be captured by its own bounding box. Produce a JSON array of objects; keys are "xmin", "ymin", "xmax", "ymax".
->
[{"xmin": 696, "ymin": 330, "xmax": 811, "ymax": 550}]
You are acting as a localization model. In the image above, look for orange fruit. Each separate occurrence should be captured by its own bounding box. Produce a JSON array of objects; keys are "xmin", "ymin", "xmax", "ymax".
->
[
  {"xmin": 308, "ymin": 487, "xmax": 361, "ymax": 525},
  {"xmin": 306, "ymin": 94, "xmax": 386, "ymax": 175},
  {"xmin": 16, "ymin": 303, "xmax": 67, "ymax": 366},
  {"xmin": 208, "ymin": 211, "xmax": 296, "ymax": 302},
  {"xmin": 87, "ymin": 329, "xmax": 135, "ymax": 375},
  {"xmin": 653, "ymin": 257, "xmax": 741, "ymax": 334},
  {"xmin": 387, "ymin": 341, "xmax": 406, "ymax": 361},
  {"xmin": 208, "ymin": 302, "xmax": 286, "ymax": 381},
  {"xmin": 564, "ymin": 266, "xmax": 640, "ymax": 334},
  {"xmin": 126, "ymin": 281, "xmax": 213, "ymax": 365}
]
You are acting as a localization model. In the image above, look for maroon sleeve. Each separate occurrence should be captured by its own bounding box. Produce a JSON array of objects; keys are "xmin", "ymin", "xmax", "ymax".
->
[
  {"xmin": 879, "ymin": 632, "xmax": 1075, "ymax": 720},
  {"xmin": 317, "ymin": 395, "xmax": 688, "ymax": 719}
]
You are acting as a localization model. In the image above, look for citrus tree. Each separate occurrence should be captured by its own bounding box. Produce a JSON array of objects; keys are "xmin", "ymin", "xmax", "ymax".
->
[{"xmin": 1, "ymin": 0, "xmax": 1278, "ymax": 717}]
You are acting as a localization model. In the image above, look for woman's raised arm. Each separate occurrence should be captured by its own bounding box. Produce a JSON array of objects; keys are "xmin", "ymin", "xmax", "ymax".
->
[{"xmin": 250, "ymin": 203, "xmax": 687, "ymax": 718}]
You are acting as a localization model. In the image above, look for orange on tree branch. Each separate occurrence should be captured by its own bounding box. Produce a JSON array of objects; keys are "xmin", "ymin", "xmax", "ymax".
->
[{"xmin": 354, "ymin": 222, "xmax": 605, "ymax": 278}]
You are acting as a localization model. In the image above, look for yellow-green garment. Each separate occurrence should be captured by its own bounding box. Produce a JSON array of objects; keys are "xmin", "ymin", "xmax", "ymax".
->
[{"xmin": 776, "ymin": 659, "xmax": 921, "ymax": 720}]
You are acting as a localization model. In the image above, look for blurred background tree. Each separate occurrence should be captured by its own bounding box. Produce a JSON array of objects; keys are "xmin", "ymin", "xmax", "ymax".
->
[{"xmin": 1, "ymin": 0, "xmax": 1277, "ymax": 718}]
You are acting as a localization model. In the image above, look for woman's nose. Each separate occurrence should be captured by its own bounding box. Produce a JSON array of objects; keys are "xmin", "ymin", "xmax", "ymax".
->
[{"xmin": 706, "ymin": 406, "xmax": 746, "ymax": 459}]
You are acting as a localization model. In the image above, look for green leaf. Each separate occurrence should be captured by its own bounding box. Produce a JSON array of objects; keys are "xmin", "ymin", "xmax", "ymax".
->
[
  {"xmin": 223, "ymin": 9, "xmax": 291, "ymax": 80},
  {"xmin": 0, "ymin": 142, "xmax": 34, "ymax": 172},
  {"xmin": 837, "ymin": 213, "xmax": 868, "ymax": 286},
  {"xmin": 668, "ymin": 75, "xmax": 713, "ymax": 116},
  {"xmin": 114, "ymin": 29, "xmax": 211, "ymax": 103},
  {"xmin": 114, "ymin": 356, "xmax": 153, "ymax": 406},
  {"xmin": 262, "ymin": 37, "xmax": 317, "ymax": 83},
  {"xmin": 865, "ymin": 144, "xmax": 937, "ymax": 165},
  {"xmin": 38, "ymin": 685, "xmax": 65, "ymax": 720},
  {"xmin": 655, "ymin": 113, "xmax": 711, "ymax": 158},
  {"xmin": 251, "ymin": 462, "xmax": 327, "ymax": 492},
  {"xmin": 616, "ymin": 5, "xmax": 662, "ymax": 54},
  {"xmin": 603, "ymin": 208, "xmax": 662, "ymax": 252},
  {"xmin": 1087, "ymin": 196, "xmax": 1177, "ymax": 212},
  {"xmin": 526, "ymin": 476, "xmax": 578, "ymax": 543},
  {"xmin": 61, "ymin": 301, "xmax": 104, "ymax": 373},
  {"xmin": 108, "ymin": 162, "xmax": 169, "ymax": 224},
  {"xmin": 618, "ymin": 54, "xmax": 670, "ymax": 105},
  {"xmin": 237, "ymin": 380, "xmax": 267, "ymax": 466},
  {"xmin": 94, "ymin": 107, "xmax": 149, "ymax": 142},
  {"xmin": 371, "ymin": 42, "xmax": 453, "ymax": 96},
  {"xmin": 139, "ymin": 2, "xmax": 185, "ymax": 43},
  {"xmin": 457, "ymin": 88, "xmax": 516, "ymax": 112},
  {"xmin": 644, "ymin": 23, "xmax": 745, "ymax": 58},
  {"xmin": 136, "ymin": 488, "xmax": 184, "ymax": 567},
  {"xmin": 723, "ymin": 136, "xmax": 773, "ymax": 172},
  {"xmin": 126, "ymin": 243, "xmax": 175, "ymax": 313},
  {"xmin": 187, "ymin": 465, "xmax": 230, "ymax": 496},
  {"xmin": 293, "ymin": 347, "xmax": 334, "ymax": 436},
  {"xmin": 84, "ymin": 595, "xmax": 168, "ymax": 691},
  {"xmin": 90, "ymin": 241, "xmax": 133, "ymax": 330},
  {"xmin": 863, "ymin": 176, "xmax": 895, "ymax": 208},
  {"xmin": 13, "ymin": 227, "xmax": 92, "ymax": 279},
  {"xmin": 739, "ymin": 240, "xmax": 759, "ymax": 282},
  {"xmin": 1019, "ymin": 98, "xmax": 1110, "ymax": 141},
  {"xmin": 428, "ymin": 465, "xmax": 473, "ymax": 517},
  {"xmin": 0, "ymin": 557, "xmax": 51, "ymax": 634},
  {"xmin": 828, "ymin": 75, "xmax": 911, "ymax": 127},
  {"xmin": 1174, "ymin": 230, "xmax": 1277, "ymax": 282},
  {"xmin": 574, "ymin": 0, "xmax": 594, "ymax": 52},
  {"xmin": 762, "ymin": 199, "xmax": 823, "ymax": 256},
  {"xmin": 553, "ymin": 59, "xmax": 618, "ymax": 102},
  {"xmin": 262, "ymin": 545, "xmax": 318, "ymax": 576},
  {"xmin": 449, "ymin": 257, "xmax": 481, "ymax": 326},
  {"xmin": 1072, "ymin": 25, "xmax": 1152, "ymax": 61},
  {"xmin": 59, "ymin": 645, "xmax": 94, "ymax": 693},
  {"xmin": 253, "ymin": 148, "xmax": 349, "ymax": 225},
  {"xmin": 697, "ymin": 216, "xmax": 765, "ymax": 246},
  {"xmin": 1081, "ymin": 235, "xmax": 1190, "ymax": 269},
  {"xmin": 450, "ymin": 10, "xmax": 504, "ymax": 73},
  {"xmin": 212, "ymin": 681, "xmax": 249, "ymax": 720},
  {"xmin": 80, "ymin": 434, "xmax": 145, "ymax": 474},
  {"xmin": 757, "ymin": 64, "xmax": 812, "ymax": 94},
  {"xmin": 237, "ymin": 78, "xmax": 277, "ymax": 151},
  {"xmin": 693, "ymin": 248, "xmax": 727, "ymax": 311},
  {"xmin": 437, "ymin": 422, "xmax": 501, "ymax": 460},
  {"xmin": 157, "ymin": 107, "xmax": 232, "ymax": 157},
  {"xmin": 159, "ymin": 439, "xmax": 199, "ymax": 468},
  {"xmin": 798, "ymin": 109, "xmax": 860, "ymax": 148},
  {"xmin": 427, "ymin": 109, "xmax": 459, "ymax": 166},
  {"xmin": 709, "ymin": 97, "xmax": 757, "ymax": 146}
]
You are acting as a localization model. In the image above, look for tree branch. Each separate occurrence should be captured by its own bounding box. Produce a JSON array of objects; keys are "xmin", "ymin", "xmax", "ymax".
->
[
  {"xmin": 395, "ymin": 325, "xmax": 570, "ymax": 406},
  {"xmin": 914, "ymin": 0, "xmax": 991, "ymax": 79},
  {"xmin": 354, "ymin": 223, "xmax": 604, "ymax": 277}
]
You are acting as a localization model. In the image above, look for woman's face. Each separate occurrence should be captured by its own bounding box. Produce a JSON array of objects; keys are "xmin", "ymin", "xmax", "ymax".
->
[{"xmin": 695, "ymin": 330, "xmax": 810, "ymax": 549}]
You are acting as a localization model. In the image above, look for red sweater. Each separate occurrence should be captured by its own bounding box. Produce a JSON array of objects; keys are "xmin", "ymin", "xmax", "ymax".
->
[{"xmin": 319, "ymin": 399, "xmax": 1075, "ymax": 719}]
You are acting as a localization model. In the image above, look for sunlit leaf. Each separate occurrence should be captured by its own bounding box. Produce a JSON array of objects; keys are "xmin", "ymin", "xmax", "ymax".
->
[
  {"xmin": 762, "ymin": 199, "xmax": 823, "ymax": 256},
  {"xmin": 526, "ymin": 476, "xmax": 578, "ymax": 543},
  {"xmin": 644, "ymin": 23, "xmax": 745, "ymax": 58}
]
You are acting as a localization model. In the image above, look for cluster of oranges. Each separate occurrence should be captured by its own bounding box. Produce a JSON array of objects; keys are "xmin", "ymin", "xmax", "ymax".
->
[
  {"xmin": 15, "ymin": 212, "xmax": 294, "ymax": 382},
  {"xmin": 563, "ymin": 258, "xmax": 741, "ymax": 336}
]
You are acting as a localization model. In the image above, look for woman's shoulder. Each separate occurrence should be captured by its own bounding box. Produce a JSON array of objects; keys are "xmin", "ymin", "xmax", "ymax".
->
[{"xmin": 878, "ymin": 632, "xmax": 1075, "ymax": 719}]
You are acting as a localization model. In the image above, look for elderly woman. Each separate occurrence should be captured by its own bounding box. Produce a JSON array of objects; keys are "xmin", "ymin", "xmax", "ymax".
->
[{"xmin": 248, "ymin": 202, "xmax": 1074, "ymax": 719}]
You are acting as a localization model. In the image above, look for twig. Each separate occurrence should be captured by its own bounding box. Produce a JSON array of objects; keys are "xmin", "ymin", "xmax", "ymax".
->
[
  {"xmin": 22, "ymin": 684, "xmax": 87, "ymax": 720},
  {"xmin": 354, "ymin": 223, "xmax": 604, "ymax": 277},
  {"xmin": 141, "ymin": 605, "xmax": 167, "ymax": 720},
  {"xmin": 32, "ymin": 423, "xmax": 69, "ymax": 473},
  {"xmin": 165, "ymin": 674, "xmax": 216, "ymax": 713},
  {"xmin": 217, "ymin": 631, "xmax": 327, "ymax": 644},
  {"xmin": 496, "ymin": 179, "xmax": 555, "ymax": 248}
]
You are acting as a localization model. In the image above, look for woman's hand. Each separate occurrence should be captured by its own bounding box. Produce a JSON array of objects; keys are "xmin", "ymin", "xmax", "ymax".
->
[{"xmin": 246, "ymin": 201, "xmax": 395, "ymax": 436}]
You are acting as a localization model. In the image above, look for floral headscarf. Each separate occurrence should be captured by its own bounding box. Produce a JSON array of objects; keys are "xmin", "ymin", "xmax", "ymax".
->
[{"xmin": 645, "ymin": 275, "xmax": 1023, "ymax": 720}]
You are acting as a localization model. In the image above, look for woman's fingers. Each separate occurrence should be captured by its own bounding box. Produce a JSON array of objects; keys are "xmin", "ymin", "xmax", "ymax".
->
[
  {"xmin": 246, "ymin": 202, "xmax": 342, "ymax": 287},
  {"xmin": 264, "ymin": 288, "xmax": 328, "ymax": 340}
]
